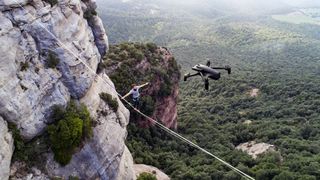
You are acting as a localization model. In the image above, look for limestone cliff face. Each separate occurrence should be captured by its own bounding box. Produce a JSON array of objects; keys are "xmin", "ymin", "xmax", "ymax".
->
[
  {"xmin": 0, "ymin": 117, "xmax": 13, "ymax": 180},
  {"xmin": 0, "ymin": 0, "xmax": 134, "ymax": 179}
]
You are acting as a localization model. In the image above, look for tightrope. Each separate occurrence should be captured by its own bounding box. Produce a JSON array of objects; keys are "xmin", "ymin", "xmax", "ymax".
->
[{"xmin": 11, "ymin": 1, "xmax": 254, "ymax": 179}]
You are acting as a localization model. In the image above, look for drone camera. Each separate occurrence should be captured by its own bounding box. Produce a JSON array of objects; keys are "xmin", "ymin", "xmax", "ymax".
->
[
  {"xmin": 225, "ymin": 65, "xmax": 231, "ymax": 74},
  {"xmin": 208, "ymin": 70, "xmax": 221, "ymax": 80}
]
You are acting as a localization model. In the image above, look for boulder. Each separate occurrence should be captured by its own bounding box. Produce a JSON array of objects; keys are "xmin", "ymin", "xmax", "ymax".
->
[
  {"xmin": 134, "ymin": 164, "xmax": 170, "ymax": 180},
  {"xmin": 236, "ymin": 141, "xmax": 276, "ymax": 159}
]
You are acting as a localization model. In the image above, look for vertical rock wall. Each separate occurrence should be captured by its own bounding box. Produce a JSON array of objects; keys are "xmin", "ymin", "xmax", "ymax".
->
[
  {"xmin": 0, "ymin": 117, "xmax": 13, "ymax": 180},
  {"xmin": 0, "ymin": 0, "xmax": 134, "ymax": 179}
]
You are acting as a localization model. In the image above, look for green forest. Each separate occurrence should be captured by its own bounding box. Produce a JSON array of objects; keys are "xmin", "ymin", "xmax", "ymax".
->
[{"xmin": 98, "ymin": 1, "xmax": 320, "ymax": 179}]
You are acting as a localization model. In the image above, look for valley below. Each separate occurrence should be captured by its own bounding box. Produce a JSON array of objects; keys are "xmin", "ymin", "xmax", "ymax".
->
[{"xmin": 97, "ymin": 0, "xmax": 320, "ymax": 179}]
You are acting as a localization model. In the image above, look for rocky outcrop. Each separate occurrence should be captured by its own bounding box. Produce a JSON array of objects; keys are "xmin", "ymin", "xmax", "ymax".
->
[
  {"xmin": 236, "ymin": 141, "xmax": 276, "ymax": 159},
  {"xmin": 0, "ymin": 117, "xmax": 14, "ymax": 180},
  {"xmin": 0, "ymin": 0, "xmax": 134, "ymax": 179},
  {"xmin": 144, "ymin": 47, "xmax": 180, "ymax": 128},
  {"xmin": 249, "ymin": 88, "xmax": 259, "ymax": 97},
  {"xmin": 82, "ymin": 0, "xmax": 109, "ymax": 56},
  {"xmin": 104, "ymin": 44, "xmax": 180, "ymax": 129},
  {"xmin": 134, "ymin": 164, "xmax": 170, "ymax": 180}
]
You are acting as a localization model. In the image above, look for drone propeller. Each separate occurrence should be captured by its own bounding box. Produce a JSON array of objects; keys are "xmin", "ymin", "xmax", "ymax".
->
[{"xmin": 225, "ymin": 65, "xmax": 231, "ymax": 74}]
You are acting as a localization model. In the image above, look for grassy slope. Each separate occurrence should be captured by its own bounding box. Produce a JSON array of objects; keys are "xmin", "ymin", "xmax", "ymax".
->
[{"xmin": 98, "ymin": 2, "xmax": 320, "ymax": 179}]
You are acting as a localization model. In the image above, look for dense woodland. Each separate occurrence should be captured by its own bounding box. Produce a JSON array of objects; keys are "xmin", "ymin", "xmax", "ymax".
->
[{"xmin": 98, "ymin": 1, "xmax": 320, "ymax": 179}]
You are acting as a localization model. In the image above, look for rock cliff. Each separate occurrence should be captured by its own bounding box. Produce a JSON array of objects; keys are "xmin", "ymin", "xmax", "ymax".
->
[
  {"xmin": 100, "ymin": 43, "xmax": 180, "ymax": 129},
  {"xmin": 0, "ymin": 0, "xmax": 134, "ymax": 179},
  {"xmin": 0, "ymin": 117, "xmax": 13, "ymax": 180}
]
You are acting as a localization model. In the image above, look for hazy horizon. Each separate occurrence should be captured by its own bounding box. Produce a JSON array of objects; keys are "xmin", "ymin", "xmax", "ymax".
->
[
  {"xmin": 100, "ymin": 0, "xmax": 320, "ymax": 7},
  {"xmin": 98, "ymin": 0, "xmax": 320, "ymax": 15}
]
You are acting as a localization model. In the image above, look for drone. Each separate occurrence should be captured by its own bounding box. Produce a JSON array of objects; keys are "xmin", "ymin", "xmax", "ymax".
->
[{"xmin": 184, "ymin": 61, "xmax": 231, "ymax": 90}]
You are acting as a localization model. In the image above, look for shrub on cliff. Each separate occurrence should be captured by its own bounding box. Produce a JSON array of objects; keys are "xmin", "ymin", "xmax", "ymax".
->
[
  {"xmin": 8, "ymin": 123, "xmax": 26, "ymax": 161},
  {"xmin": 140, "ymin": 95, "xmax": 155, "ymax": 116},
  {"xmin": 99, "ymin": 92, "xmax": 119, "ymax": 111},
  {"xmin": 48, "ymin": 101, "xmax": 92, "ymax": 165},
  {"xmin": 47, "ymin": 51, "xmax": 60, "ymax": 69},
  {"xmin": 20, "ymin": 61, "xmax": 29, "ymax": 71},
  {"xmin": 84, "ymin": 9, "xmax": 98, "ymax": 19},
  {"xmin": 44, "ymin": 0, "xmax": 58, "ymax": 6},
  {"xmin": 133, "ymin": 50, "xmax": 144, "ymax": 61},
  {"xmin": 137, "ymin": 172, "xmax": 157, "ymax": 180},
  {"xmin": 158, "ymin": 82, "xmax": 172, "ymax": 97},
  {"xmin": 146, "ymin": 42, "xmax": 157, "ymax": 53}
]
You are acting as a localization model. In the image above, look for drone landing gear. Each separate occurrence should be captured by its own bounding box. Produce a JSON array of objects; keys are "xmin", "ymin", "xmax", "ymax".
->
[
  {"xmin": 199, "ymin": 73, "xmax": 209, "ymax": 90},
  {"xmin": 205, "ymin": 78, "xmax": 209, "ymax": 90}
]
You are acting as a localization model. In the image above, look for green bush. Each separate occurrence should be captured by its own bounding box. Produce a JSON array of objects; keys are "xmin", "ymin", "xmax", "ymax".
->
[
  {"xmin": 137, "ymin": 172, "xmax": 157, "ymax": 180},
  {"xmin": 273, "ymin": 171, "xmax": 295, "ymax": 180},
  {"xmin": 48, "ymin": 101, "xmax": 92, "ymax": 165},
  {"xmin": 119, "ymin": 43, "xmax": 130, "ymax": 51},
  {"xmin": 99, "ymin": 92, "xmax": 119, "ymax": 111},
  {"xmin": 69, "ymin": 176, "xmax": 79, "ymax": 180},
  {"xmin": 146, "ymin": 43, "xmax": 157, "ymax": 53},
  {"xmin": 44, "ymin": 0, "xmax": 58, "ymax": 6},
  {"xmin": 300, "ymin": 125, "xmax": 314, "ymax": 139},
  {"xmin": 158, "ymin": 82, "xmax": 172, "ymax": 97},
  {"xmin": 140, "ymin": 95, "xmax": 155, "ymax": 116},
  {"xmin": 133, "ymin": 50, "xmax": 145, "ymax": 61},
  {"xmin": 47, "ymin": 51, "xmax": 60, "ymax": 69},
  {"xmin": 8, "ymin": 123, "xmax": 26, "ymax": 161},
  {"xmin": 20, "ymin": 61, "xmax": 29, "ymax": 71},
  {"xmin": 84, "ymin": 9, "xmax": 98, "ymax": 19},
  {"xmin": 119, "ymin": 51, "xmax": 128, "ymax": 60}
]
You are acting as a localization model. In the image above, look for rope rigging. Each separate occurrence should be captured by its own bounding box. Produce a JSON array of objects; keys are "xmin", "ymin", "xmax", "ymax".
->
[{"xmin": 10, "ymin": 1, "xmax": 255, "ymax": 179}]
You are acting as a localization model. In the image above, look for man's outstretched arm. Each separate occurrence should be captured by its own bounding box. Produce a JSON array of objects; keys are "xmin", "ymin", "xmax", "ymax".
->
[
  {"xmin": 122, "ymin": 91, "xmax": 131, "ymax": 99},
  {"xmin": 137, "ymin": 82, "xmax": 149, "ymax": 88}
]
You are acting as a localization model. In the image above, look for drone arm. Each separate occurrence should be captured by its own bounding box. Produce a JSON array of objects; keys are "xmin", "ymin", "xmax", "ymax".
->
[
  {"xmin": 186, "ymin": 73, "xmax": 201, "ymax": 78},
  {"xmin": 184, "ymin": 72, "xmax": 200, "ymax": 81},
  {"xmin": 210, "ymin": 67, "xmax": 224, "ymax": 69},
  {"xmin": 211, "ymin": 66, "xmax": 231, "ymax": 74}
]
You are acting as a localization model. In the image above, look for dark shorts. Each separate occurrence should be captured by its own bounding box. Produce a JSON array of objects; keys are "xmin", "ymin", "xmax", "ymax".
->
[{"xmin": 132, "ymin": 97, "xmax": 139, "ymax": 107}]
